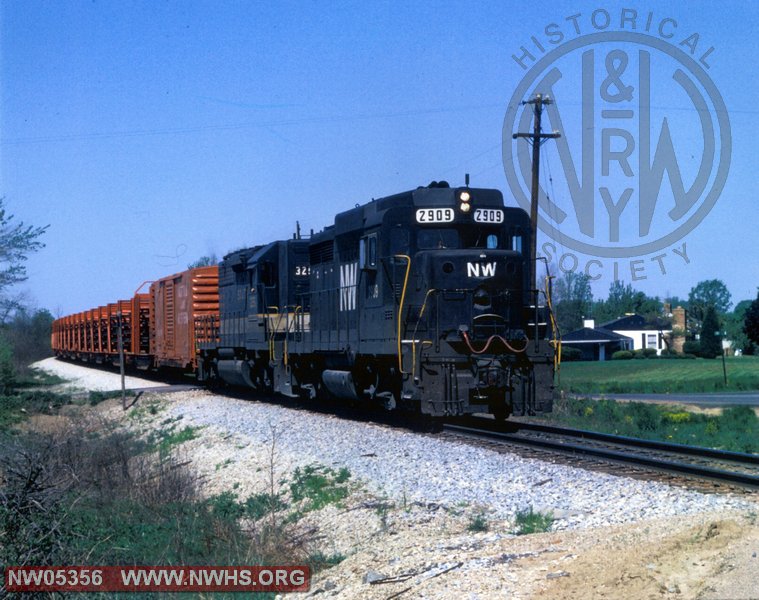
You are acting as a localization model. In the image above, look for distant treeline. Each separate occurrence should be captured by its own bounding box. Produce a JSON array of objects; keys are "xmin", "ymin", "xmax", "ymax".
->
[{"xmin": 0, "ymin": 308, "xmax": 54, "ymax": 391}]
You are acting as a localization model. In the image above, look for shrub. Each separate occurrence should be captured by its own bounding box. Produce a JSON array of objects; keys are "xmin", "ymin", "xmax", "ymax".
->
[
  {"xmin": 629, "ymin": 402, "xmax": 661, "ymax": 431},
  {"xmin": 642, "ymin": 347, "xmax": 658, "ymax": 358},
  {"xmin": 560, "ymin": 347, "xmax": 582, "ymax": 361},
  {"xmin": 512, "ymin": 507, "xmax": 553, "ymax": 535},
  {"xmin": 0, "ymin": 420, "xmax": 313, "ymax": 571},
  {"xmin": 467, "ymin": 513, "xmax": 489, "ymax": 532},
  {"xmin": 289, "ymin": 465, "xmax": 351, "ymax": 512},
  {"xmin": 662, "ymin": 411, "xmax": 691, "ymax": 424},
  {"xmin": 612, "ymin": 350, "xmax": 633, "ymax": 360},
  {"xmin": 683, "ymin": 340, "xmax": 702, "ymax": 356},
  {"xmin": 0, "ymin": 335, "xmax": 16, "ymax": 394}
]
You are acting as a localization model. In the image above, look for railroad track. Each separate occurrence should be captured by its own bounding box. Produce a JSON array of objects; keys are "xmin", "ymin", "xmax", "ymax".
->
[{"xmin": 443, "ymin": 417, "xmax": 759, "ymax": 492}]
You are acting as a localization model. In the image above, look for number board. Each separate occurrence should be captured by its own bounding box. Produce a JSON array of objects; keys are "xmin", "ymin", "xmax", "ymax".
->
[
  {"xmin": 415, "ymin": 208, "xmax": 454, "ymax": 224},
  {"xmin": 473, "ymin": 208, "xmax": 504, "ymax": 224}
]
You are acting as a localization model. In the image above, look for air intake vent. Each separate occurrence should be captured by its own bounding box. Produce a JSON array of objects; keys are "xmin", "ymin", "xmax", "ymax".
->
[{"xmin": 309, "ymin": 240, "xmax": 334, "ymax": 264}]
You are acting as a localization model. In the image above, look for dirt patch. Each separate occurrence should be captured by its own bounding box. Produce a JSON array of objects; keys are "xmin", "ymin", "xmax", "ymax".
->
[
  {"xmin": 16, "ymin": 413, "xmax": 72, "ymax": 435},
  {"xmin": 291, "ymin": 511, "xmax": 759, "ymax": 599},
  {"xmin": 533, "ymin": 516, "xmax": 758, "ymax": 599}
]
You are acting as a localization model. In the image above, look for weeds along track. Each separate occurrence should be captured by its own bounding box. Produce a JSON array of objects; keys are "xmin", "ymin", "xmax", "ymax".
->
[{"xmin": 443, "ymin": 418, "xmax": 759, "ymax": 495}]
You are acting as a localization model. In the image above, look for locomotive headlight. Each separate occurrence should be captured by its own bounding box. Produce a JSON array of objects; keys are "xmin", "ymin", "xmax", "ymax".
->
[
  {"xmin": 460, "ymin": 202, "xmax": 471, "ymax": 213},
  {"xmin": 459, "ymin": 191, "xmax": 471, "ymax": 202}
]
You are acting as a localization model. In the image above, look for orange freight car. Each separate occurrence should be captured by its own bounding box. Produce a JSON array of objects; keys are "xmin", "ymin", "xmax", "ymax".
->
[
  {"xmin": 51, "ymin": 293, "xmax": 152, "ymax": 367},
  {"xmin": 150, "ymin": 266, "xmax": 219, "ymax": 370}
]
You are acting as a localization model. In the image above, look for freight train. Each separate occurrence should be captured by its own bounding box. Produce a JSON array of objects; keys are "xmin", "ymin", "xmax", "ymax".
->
[{"xmin": 51, "ymin": 182, "xmax": 557, "ymax": 418}]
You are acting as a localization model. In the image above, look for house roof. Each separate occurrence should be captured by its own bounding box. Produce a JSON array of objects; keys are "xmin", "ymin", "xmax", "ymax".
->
[
  {"xmin": 562, "ymin": 327, "xmax": 633, "ymax": 343},
  {"xmin": 599, "ymin": 314, "xmax": 671, "ymax": 331}
]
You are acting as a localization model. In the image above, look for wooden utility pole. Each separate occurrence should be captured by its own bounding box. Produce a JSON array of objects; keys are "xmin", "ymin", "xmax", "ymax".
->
[
  {"xmin": 117, "ymin": 311, "xmax": 126, "ymax": 409},
  {"xmin": 512, "ymin": 94, "xmax": 561, "ymax": 294}
]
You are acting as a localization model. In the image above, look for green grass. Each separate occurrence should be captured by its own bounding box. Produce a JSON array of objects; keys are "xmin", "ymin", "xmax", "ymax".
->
[
  {"xmin": 308, "ymin": 551, "xmax": 346, "ymax": 572},
  {"xmin": 558, "ymin": 356, "xmax": 759, "ymax": 394},
  {"xmin": 512, "ymin": 508, "xmax": 554, "ymax": 535},
  {"xmin": 541, "ymin": 397, "xmax": 759, "ymax": 453},
  {"xmin": 87, "ymin": 389, "xmax": 136, "ymax": 405},
  {"xmin": 15, "ymin": 368, "xmax": 68, "ymax": 388},
  {"xmin": 467, "ymin": 513, "xmax": 489, "ymax": 532},
  {"xmin": 288, "ymin": 465, "xmax": 352, "ymax": 513},
  {"xmin": 0, "ymin": 390, "xmax": 72, "ymax": 431},
  {"xmin": 152, "ymin": 424, "xmax": 202, "ymax": 454}
]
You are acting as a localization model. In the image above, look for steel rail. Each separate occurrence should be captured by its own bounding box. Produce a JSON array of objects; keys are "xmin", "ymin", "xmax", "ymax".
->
[
  {"xmin": 458, "ymin": 417, "xmax": 759, "ymax": 465},
  {"xmin": 443, "ymin": 422, "xmax": 759, "ymax": 489}
]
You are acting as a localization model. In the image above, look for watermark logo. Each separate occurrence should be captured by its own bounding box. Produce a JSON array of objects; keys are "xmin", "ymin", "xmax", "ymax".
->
[{"xmin": 502, "ymin": 9, "xmax": 731, "ymax": 281}]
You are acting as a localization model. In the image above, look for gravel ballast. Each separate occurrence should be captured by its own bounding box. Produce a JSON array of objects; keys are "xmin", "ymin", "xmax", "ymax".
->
[
  {"xmin": 166, "ymin": 393, "xmax": 754, "ymax": 530},
  {"xmin": 33, "ymin": 357, "xmax": 169, "ymax": 391}
]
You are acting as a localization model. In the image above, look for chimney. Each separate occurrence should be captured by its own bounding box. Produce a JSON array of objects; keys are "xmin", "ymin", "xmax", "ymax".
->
[{"xmin": 672, "ymin": 306, "xmax": 687, "ymax": 353}]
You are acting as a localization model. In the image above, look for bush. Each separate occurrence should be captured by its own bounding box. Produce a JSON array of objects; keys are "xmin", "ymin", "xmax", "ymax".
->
[
  {"xmin": 0, "ymin": 421, "xmax": 309, "ymax": 570},
  {"xmin": 560, "ymin": 347, "xmax": 582, "ymax": 361},
  {"xmin": 512, "ymin": 507, "xmax": 554, "ymax": 535},
  {"xmin": 683, "ymin": 340, "xmax": 702, "ymax": 356},
  {"xmin": 642, "ymin": 347, "xmax": 658, "ymax": 358},
  {"xmin": 467, "ymin": 513, "xmax": 489, "ymax": 532},
  {"xmin": 612, "ymin": 350, "xmax": 633, "ymax": 360},
  {"xmin": 0, "ymin": 335, "xmax": 16, "ymax": 394}
]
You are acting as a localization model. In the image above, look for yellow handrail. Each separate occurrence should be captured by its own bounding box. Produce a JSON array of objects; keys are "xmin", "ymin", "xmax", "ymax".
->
[
  {"xmin": 394, "ymin": 255, "xmax": 412, "ymax": 374},
  {"xmin": 544, "ymin": 275, "xmax": 561, "ymax": 377}
]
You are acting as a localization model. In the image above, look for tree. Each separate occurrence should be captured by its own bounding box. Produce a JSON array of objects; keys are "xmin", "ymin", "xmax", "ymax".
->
[
  {"xmin": 0, "ymin": 200, "xmax": 47, "ymax": 290},
  {"xmin": 688, "ymin": 279, "xmax": 732, "ymax": 322},
  {"xmin": 187, "ymin": 253, "xmax": 218, "ymax": 269},
  {"xmin": 552, "ymin": 271, "xmax": 592, "ymax": 334},
  {"xmin": 3, "ymin": 308, "xmax": 55, "ymax": 373},
  {"xmin": 699, "ymin": 305, "xmax": 722, "ymax": 359},
  {"xmin": 592, "ymin": 281, "xmax": 662, "ymax": 325},
  {"xmin": 744, "ymin": 292, "xmax": 759, "ymax": 350},
  {"xmin": 725, "ymin": 299, "xmax": 755, "ymax": 355},
  {"xmin": 0, "ymin": 200, "xmax": 48, "ymax": 387}
]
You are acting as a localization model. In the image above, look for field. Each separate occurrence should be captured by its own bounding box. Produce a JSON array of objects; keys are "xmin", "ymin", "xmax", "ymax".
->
[
  {"xmin": 558, "ymin": 356, "xmax": 759, "ymax": 394},
  {"xmin": 539, "ymin": 397, "xmax": 759, "ymax": 453}
]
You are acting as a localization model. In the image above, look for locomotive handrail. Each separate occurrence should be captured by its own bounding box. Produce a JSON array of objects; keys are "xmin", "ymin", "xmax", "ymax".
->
[
  {"xmin": 409, "ymin": 287, "xmax": 438, "ymax": 376},
  {"xmin": 393, "ymin": 254, "xmax": 412, "ymax": 374},
  {"xmin": 543, "ymin": 275, "xmax": 561, "ymax": 376},
  {"xmin": 284, "ymin": 305, "xmax": 303, "ymax": 367},
  {"xmin": 265, "ymin": 306, "xmax": 281, "ymax": 360}
]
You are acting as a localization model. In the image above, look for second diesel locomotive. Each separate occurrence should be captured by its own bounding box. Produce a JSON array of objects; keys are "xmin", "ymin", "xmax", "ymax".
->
[{"xmin": 197, "ymin": 182, "xmax": 556, "ymax": 418}]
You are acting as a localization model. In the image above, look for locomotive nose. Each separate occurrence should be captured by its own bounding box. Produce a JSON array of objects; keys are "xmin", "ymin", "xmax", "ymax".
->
[{"xmin": 422, "ymin": 250, "xmax": 516, "ymax": 293}]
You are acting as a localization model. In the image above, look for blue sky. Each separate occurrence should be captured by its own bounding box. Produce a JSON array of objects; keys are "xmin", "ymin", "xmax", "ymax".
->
[{"xmin": 2, "ymin": 0, "xmax": 757, "ymax": 316}]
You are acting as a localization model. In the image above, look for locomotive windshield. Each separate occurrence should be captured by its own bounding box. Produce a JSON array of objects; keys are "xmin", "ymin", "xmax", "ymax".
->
[{"xmin": 417, "ymin": 229, "xmax": 459, "ymax": 249}]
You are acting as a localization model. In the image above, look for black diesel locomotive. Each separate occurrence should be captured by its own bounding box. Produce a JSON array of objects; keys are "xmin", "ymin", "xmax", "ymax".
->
[{"xmin": 198, "ymin": 182, "xmax": 556, "ymax": 418}]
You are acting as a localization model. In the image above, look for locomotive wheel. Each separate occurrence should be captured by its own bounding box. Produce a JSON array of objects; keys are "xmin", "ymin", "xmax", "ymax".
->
[{"xmin": 492, "ymin": 407, "xmax": 510, "ymax": 421}]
